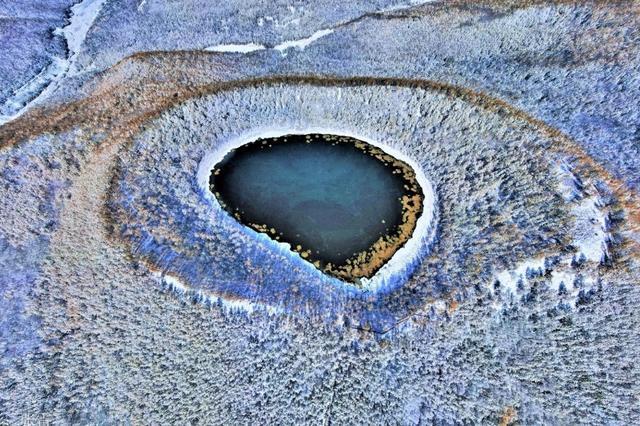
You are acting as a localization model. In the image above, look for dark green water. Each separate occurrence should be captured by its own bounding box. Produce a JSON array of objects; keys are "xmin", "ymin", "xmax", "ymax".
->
[{"xmin": 209, "ymin": 133, "xmax": 421, "ymax": 279}]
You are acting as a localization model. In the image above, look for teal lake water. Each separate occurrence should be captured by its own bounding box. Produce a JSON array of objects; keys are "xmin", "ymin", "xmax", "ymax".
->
[{"xmin": 209, "ymin": 133, "xmax": 422, "ymax": 280}]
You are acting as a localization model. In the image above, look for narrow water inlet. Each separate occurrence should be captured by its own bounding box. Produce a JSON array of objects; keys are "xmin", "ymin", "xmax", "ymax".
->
[{"xmin": 209, "ymin": 133, "xmax": 425, "ymax": 283}]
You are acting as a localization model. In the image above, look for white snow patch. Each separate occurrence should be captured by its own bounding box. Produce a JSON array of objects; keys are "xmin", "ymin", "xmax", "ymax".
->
[
  {"xmin": 381, "ymin": 0, "xmax": 438, "ymax": 12},
  {"xmin": 571, "ymin": 196, "xmax": 610, "ymax": 263},
  {"xmin": 204, "ymin": 43, "xmax": 266, "ymax": 54},
  {"xmin": 258, "ymin": 16, "xmax": 275, "ymax": 27},
  {"xmin": 205, "ymin": 27, "xmax": 333, "ymax": 57},
  {"xmin": 549, "ymin": 270, "xmax": 575, "ymax": 292},
  {"xmin": 554, "ymin": 162, "xmax": 582, "ymax": 202},
  {"xmin": 274, "ymin": 28, "xmax": 334, "ymax": 54},
  {"xmin": 54, "ymin": 0, "xmax": 107, "ymax": 76},
  {"xmin": 494, "ymin": 257, "xmax": 546, "ymax": 294},
  {"xmin": 154, "ymin": 272, "xmax": 282, "ymax": 315},
  {"xmin": 491, "ymin": 256, "xmax": 603, "ymax": 311},
  {"xmin": 282, "ymin": 17, "xmax": 301, "ymax": 27},
  {"xmin": 490, "ymin": 259, "xmax": 603, "ymax": 312},
  {"xmin": 433, "ymin": 300, "xmax": 447, "ymax": 314},
  {"xmin": 554, "ymin": 161, "xmax": 610, "ymax": 263}
]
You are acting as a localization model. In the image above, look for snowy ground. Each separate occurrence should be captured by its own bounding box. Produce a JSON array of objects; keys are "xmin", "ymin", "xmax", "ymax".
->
[{"xmin": 1, "ymin": 1, "xmax": 639, "ymax": 424}]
